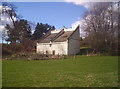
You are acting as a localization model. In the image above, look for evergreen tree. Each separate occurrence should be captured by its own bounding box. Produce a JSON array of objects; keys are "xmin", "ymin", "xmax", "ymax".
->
[{"xmin": 32, "ymin": 23, "xmax": 55, "ymax": 40}]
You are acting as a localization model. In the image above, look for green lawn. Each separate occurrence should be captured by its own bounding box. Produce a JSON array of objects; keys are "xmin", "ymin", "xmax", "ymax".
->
[{"xmin": 2, "ymin": 56, "xmax": 118, "ymax": 87}]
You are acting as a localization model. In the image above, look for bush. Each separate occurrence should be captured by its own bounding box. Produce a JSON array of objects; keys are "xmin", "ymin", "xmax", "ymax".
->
[
  {"xmin": 2, "ymin": 43, "xmax": 25, "ymax": 56},
  {"xmin": 2, "ymin": 47, "xmax": 13, "ymax": 56},
  {"xmin": 9, "ymin": 43, "xmax": 24, "ymax": 52}
]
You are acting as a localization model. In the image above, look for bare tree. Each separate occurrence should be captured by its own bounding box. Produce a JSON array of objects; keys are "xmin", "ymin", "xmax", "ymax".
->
[{"xmin": 82, "ymin": 2, "xmax": 118, "ymax": 54}]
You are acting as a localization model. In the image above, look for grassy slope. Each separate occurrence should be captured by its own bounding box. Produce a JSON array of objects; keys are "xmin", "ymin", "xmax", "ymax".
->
[{"xmin": 2, "ymin": 56, "xmax": 118, "ymax": 87}]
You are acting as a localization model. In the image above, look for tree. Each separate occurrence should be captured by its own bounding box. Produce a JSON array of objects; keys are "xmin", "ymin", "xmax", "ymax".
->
[
  {"xmin": 32, "ymin": 23, "xmax": 55, "ymax": 40},
  {"xmin": 2, "ymin": 3, "xmax": 34, "ymax": 52},
  {"xmin": 2, "ymin": 2, "xmax": 21, "ymax": 26},
  {"xmin": 81, "ymin": 2, "xmax": 118, "ymax": 54},
  {"xmin": 5, "ymin": 19, "xmax": 32, "ymax": 44},
  {"xmin": 1, "ymin": 2, "xmax": 21, "ymax": 43}
]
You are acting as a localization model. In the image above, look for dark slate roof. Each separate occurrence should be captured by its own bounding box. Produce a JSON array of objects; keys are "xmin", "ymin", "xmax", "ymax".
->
[
  {"xmin": 39, "ymin": 33, "xmax": 58, "ymax": 43},
  {"xmin": 39, "ymin": 31, "xmax": 73, "ymax": 43},
  {"xmin": 53, "ymin": 31, "xmax": 73, "ymax": 42},
  {"xmin": 38, "ymin": 26, "xmax": 79, "ymax": 43}
]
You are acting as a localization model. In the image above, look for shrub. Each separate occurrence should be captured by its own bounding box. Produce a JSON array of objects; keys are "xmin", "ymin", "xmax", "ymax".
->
[
  {"xmin": 2, "ymin": 47, "xmax": 13, "ymax": 56},
  {"xmin": 2, "ymin": 43, "xmax": 24, "ymax": 56}
]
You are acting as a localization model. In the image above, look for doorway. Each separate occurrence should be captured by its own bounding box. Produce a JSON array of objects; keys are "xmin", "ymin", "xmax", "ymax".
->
[{"xmin": 52, "ymin": 50, "xmax": 55, "ymax": 55}]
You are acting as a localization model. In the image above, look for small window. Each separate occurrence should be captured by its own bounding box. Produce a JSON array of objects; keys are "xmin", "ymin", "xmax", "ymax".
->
[
  {"xmin": 50, "ymin": 44, "xmax": 52, "ymax": 47},
  {"xmin": 46, "ymin": 51, "xmax": 48, "ymax": 54}
]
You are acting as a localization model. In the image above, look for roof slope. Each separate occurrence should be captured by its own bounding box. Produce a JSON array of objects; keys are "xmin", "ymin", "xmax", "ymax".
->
[
  {"xmin": 53, "ymin": 31, "xmax": 73, "ymax": 42},
  {"xmin": 38, "ymin": 26, "xmax": 79, "ymax": 43},
  {"xmin": 39, "ymin": 33, "xmax": 58, "ymax": 43}
]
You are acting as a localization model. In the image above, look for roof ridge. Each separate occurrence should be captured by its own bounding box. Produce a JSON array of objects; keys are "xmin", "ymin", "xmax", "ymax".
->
[
  {"xmin": 38, "ymin": 30, "xmax": 51, "ymax": 42},
  {"xmin": 51, "ymin": 29, "xmax": 64, "ymax": 42}
]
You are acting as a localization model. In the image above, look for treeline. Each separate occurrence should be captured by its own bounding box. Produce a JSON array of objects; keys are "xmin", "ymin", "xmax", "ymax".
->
[
  {"xmin": 1, "ymin": 3, "xmax": 55, "ymax": 55},
  {"xmin": 81, "ymin": 2, "xmax": 119, "ymax": 55}
]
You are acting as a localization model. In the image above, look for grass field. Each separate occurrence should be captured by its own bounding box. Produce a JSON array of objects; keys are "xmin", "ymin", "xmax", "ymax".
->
[{"xmin": 2, "ymin": 56, "xmax": 118, "ymax": 87}]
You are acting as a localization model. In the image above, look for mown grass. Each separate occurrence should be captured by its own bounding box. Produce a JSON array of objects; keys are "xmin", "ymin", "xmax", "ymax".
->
[{"xmin": 2, "ymin": 56, "xmax": 118, "ymax": 87}]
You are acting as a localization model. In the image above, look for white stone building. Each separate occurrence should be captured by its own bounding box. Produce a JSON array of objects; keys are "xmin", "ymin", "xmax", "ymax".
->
[{"xmin": 37, "ymin": 26, "xmax": 80, "ymax": 55}]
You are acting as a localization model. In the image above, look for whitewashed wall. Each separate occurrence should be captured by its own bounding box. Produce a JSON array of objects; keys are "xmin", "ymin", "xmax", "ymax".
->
[
  {"xmin": 37, "ymin": 43, "xmax": 51, "ymax": 54},
  {"xmin": 37, "ymin": 41, "xmax": 68, "ymax": 55},
  {"xmin": 68, "ymin": 28, "xmax": 80, "ymax": 55}
]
